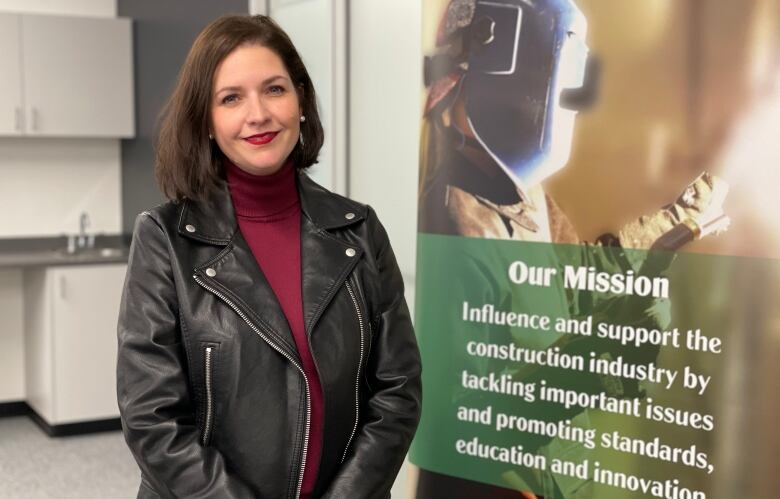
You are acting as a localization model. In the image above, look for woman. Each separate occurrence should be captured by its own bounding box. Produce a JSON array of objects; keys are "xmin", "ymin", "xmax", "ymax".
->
[{"xmin": 117, "ymin": 15, "xmax": 421, "ymax": 499}]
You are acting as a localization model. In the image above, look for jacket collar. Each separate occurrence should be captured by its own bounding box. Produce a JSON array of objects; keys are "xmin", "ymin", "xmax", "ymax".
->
[
  {"xmin": 179, "ymin": 170, "xmax": 368, "ymax": 354},
  {"xmin": 177, "ymin": 170, "xmax": 367, "ymax": 244}
]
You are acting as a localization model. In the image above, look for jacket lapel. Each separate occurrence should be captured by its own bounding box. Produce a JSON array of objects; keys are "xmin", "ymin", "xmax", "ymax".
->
[
  {"xmin": 178, "ymin": 183, "xmax": 299, "ymax": 359},
  {"xmin": 194, "ymin": 231, "xmax": 299, "ymax": 358},
  {"xmin": 297, "ymin": 173, "xmax": 367, "ymax": 335},
  {"xmin": 299, "ymin": 216, "xmax": 362, "ymax": 335}
]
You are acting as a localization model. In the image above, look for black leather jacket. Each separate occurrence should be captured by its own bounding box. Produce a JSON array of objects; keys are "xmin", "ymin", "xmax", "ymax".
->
[{"xmin": 116, "ymin": 172, "xmax": 422, "ymax": 499}]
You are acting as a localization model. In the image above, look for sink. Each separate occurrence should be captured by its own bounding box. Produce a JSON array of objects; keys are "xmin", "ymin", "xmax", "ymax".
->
[
  {"xmin": 97, "ymin": 247, "xmax": 124, "ymax": 258},
  {"xmin": 57, "ymin": 247, "xmax": 126, "ymax": 259}
]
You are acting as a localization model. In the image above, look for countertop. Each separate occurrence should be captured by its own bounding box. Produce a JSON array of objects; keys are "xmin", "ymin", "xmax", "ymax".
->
[{"xmin": 0, "ymin": 235, "xmax": 130, "ymax": 269}]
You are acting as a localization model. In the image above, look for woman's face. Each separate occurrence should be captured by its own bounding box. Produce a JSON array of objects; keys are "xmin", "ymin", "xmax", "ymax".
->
[{"xmin": 210, "ymin": 43, "xmax": 302, "ymax": 176}]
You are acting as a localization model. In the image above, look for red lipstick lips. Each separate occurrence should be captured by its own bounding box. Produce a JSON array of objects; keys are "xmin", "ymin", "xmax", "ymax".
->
[{"xmin": 244, "ymin": 132, "xmax": 278, "ymax": 145}]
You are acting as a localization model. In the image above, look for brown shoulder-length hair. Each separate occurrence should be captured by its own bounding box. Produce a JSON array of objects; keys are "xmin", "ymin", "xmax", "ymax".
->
[{"xmin": 156, "ymin": 15, "xmax": 324, "ymax": 201}]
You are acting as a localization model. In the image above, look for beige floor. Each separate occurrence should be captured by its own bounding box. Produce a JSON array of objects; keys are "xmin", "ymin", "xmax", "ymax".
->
[{"xmin": 0, "ymin": 416, "xmax": 139, "ymax": 499}]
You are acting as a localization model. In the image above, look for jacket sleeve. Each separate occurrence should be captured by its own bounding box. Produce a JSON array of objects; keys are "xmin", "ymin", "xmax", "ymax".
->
[
  {"xmin": 117, "ymin": 212, "xmax": 256, "ymax": 499},
  {"xmin": 322, "ymin": 206, "xmax": 423, "ymax": 499}
]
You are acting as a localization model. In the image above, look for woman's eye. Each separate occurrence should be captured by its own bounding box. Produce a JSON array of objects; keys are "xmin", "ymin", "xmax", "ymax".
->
[
  {"xmin": 268, "ymin": 85, "xmax": 285, "ymax": 95},
  {"xmin": 221, "ymin": 94, "xmax": 239, "ymax": 104}
]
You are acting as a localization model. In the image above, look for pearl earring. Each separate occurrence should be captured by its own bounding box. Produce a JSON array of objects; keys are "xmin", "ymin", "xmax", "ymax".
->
[
  {"xmin": 208, "ymin": 133, "xmax": 213, "ymax": 140},
  {"xmin": 300, "ymin": 115, "xmax": 306, "ymax": 122}
]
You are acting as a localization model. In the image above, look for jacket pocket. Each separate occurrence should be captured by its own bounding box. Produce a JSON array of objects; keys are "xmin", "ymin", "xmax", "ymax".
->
[{"xmin": 200, "ymin": 342, "xmax": 219, "ymax": 446}]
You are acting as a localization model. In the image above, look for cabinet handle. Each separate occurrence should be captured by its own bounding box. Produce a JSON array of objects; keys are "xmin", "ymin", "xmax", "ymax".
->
[
  {"xmin": 15, "ymin": 107, "xmax": 23, "ymax": 132},
  {"xmin": 30, "ymin": 107, "xmax": 39, "ymax": 132},
  {"xmin": 59, "ymin": 275, "xmax": 67, "ymax": 300}
]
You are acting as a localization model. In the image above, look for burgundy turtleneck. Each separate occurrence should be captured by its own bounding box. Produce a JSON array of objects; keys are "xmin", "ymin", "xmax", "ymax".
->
[{"xmin": 224, "ymin": 159, "xmax": 323, "ymax": 498}]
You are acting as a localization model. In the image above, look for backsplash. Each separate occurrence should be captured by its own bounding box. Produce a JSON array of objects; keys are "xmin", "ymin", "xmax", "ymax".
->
[{"xmin": 0, "ymin": 138, "xmax": 122, "ymax": 237}]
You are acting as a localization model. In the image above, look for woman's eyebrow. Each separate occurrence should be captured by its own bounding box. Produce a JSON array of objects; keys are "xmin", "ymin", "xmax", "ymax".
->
[
  {"xmin": 214, "ymin": 85, "xmax": 242, "ymax": 95},
  {"xmin": 262, "ymin": 75, "xmax": 288, "ymax": 85},
  {"xmin": 214, "ymin": 75, "xmax": 289, "ymax": 95}
]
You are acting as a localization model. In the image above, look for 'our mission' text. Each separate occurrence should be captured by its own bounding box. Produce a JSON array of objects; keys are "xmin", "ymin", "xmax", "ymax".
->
[{"xmin": 507, "ymin": 260, "xmax": 670, "ymax": 299}]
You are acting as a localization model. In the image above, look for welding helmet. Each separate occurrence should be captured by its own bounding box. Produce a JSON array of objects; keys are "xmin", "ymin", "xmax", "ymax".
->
[{"xmin": 425, "ymin": 0, "xmax": 599, "ymax": 187}]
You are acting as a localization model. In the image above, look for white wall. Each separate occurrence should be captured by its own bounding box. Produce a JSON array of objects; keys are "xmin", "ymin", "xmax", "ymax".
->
[
  {"xmin": 0, "ymin": 139, "xmax": 122, "ymax": 237},
  {"xmin": 258, "ymin": 0, "xmax": 348, "ymax": 194},
  {"xmin": 250, "ymin": 0, "xmax": 421, "ymax": 283},
  {"xmin": 349, "ymin": 0, "xmax": 421, "ymax": 287},
  {"xmin": 350, "ymin": 4, "xmax": 422, "ymax": 497},
  {"xmin": 0, "ymin": 0, "xmax": 121, "ymax": 238}
]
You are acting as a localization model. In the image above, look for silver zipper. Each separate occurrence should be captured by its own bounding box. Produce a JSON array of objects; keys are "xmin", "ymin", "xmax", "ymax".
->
[
  {"xmin": 202, "ymin": 346, "xmax": 214, "ymax": 445},
  {"xmin": 194, "ymin": 274, "xmax": 310, "ymax": 499},
  {"xmin": 342, "ymin": 280, "xmax": 365, "ymax": 463}
]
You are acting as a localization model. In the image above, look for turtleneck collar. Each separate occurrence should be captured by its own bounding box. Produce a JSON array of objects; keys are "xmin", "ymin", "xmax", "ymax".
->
[{"xmin": 224, "ymin": 158, "xmax": 299, "ymax": 220}]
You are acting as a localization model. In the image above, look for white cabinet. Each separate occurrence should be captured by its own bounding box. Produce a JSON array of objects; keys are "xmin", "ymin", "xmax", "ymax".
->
[
  {"xmin": 22, "ymin": 14, "xmax": 134, "ymax": 137},
  {"xmin": 0, "ymin": 14, "xmax": 23, "ymax": 136},
  {"xmin": 0, "ymin": 270, "xmax": 25, "ymax": 402},
  {"xmin": 0, "ymin": 13, "xmax": 134, "ymax": 138},
  {"xmin": 24, "ymin": 264, "xmax": 127, "ymax": 425}
]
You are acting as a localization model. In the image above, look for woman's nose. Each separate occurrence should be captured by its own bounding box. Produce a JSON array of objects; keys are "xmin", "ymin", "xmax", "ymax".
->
[{"xmin": 246, "ymin": 94, "xmax": 270, "ymax": 124}]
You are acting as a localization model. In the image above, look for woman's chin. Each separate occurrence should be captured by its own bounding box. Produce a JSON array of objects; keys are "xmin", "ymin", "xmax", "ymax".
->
[{"xmin": 233, "ymin": 158, "xmax": 286, "ymax": 176}]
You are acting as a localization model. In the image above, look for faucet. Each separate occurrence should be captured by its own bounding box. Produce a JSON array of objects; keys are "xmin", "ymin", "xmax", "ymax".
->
[
  {"xmin": 67, "ymin": 212, "xmax": 95, "ymax": 253},
  {"xmin": 79, "ymin": 212, "xmax": 90, "ymax": 245}
]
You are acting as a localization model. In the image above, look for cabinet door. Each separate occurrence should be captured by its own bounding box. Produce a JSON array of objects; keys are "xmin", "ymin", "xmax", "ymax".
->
[
  {"xmin": 50, "ymin": 264, "xmax": 127, "ymax": 423},
  {"xmin": 0, "ymin": 14, "xmax": 24, "ymax": 136},
  {"xmin": 21, "ymin": 15, "xmax": 134, "ymax": 138}
]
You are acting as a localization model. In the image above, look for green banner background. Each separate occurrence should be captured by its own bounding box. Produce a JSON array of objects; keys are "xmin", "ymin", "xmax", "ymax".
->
[{"xmin": 409, "ymin": 234, "xmax": 780, "ymax": 498}]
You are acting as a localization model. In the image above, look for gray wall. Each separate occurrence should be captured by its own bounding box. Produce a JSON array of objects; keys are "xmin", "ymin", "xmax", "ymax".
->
[{"xmin": 118, "ymin": 0, "xmax": 248, "ymax": 233}]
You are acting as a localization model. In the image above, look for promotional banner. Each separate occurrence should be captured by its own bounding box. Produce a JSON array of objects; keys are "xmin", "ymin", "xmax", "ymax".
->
[{"xmin": 410, "ymin": 1, "xmax": 780, "ymax": 498}]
